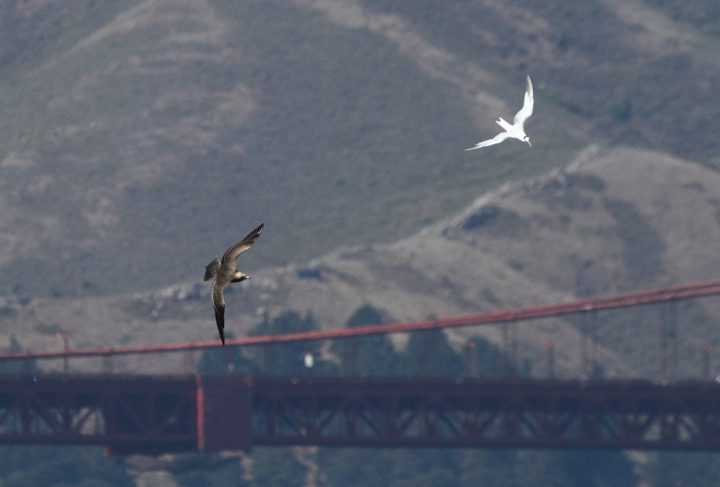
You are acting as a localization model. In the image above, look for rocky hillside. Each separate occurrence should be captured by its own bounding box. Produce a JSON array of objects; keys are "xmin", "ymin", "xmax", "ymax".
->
[{"xmin": 4, "ymin": 146, "xmax": 720, "ymax": 378}]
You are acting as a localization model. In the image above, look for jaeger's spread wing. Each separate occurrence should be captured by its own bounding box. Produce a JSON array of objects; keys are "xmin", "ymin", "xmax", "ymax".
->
[{"xmin": 221, "ymin": 224, "xmax": 264, "ymax": 265}]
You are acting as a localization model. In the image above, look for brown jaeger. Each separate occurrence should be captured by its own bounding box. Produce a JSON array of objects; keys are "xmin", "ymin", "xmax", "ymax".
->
[{"xmin": 203, "ymin": 223, "xmax": 264, "ymax": 344}]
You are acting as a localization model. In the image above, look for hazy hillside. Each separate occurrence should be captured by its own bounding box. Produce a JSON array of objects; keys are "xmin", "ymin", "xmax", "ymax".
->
[
  {"xmin": 4, "ymin": 146, "xmax": 720, "ymax": 381},
  {"xmin": 1, "ymin": 0, "xmax": 719, "ymax": 300}
]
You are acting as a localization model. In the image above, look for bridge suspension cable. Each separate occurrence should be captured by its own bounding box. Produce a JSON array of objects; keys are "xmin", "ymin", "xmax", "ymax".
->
[{"xmin": 2, "ymin": 278, "xmax": 720, "ymax": 362}]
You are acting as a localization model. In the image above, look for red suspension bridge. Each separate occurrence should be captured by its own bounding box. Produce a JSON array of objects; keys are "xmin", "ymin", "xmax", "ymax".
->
[{"xmin": 2, "ymin": 279, "xmax": 720, "ymax": 454}]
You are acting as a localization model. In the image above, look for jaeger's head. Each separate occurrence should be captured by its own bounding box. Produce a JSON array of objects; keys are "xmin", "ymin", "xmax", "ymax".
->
[{"xmin": 233, "ymin": 272, "xmax": 250, "ymax": 283}]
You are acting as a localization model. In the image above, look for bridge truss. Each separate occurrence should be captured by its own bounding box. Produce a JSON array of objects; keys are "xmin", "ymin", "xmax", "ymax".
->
[
  {"xmin": 3, "ymin": 278, "xmax": 720, "ymax": 453},
  {"xmin": 0, "ymin": 375, "xmax": 197, "ymax": 455},
  {"xmin": 3, "ymin": 375, "xmax": 720, "ymax": 453},
  {"xmin": 252, "ymin": 377, "xmax": 720, "ymax": 450}
]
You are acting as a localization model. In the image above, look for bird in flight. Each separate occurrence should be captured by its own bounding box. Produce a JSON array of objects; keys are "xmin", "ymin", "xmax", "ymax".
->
[
  {"xmin": 204, "ymin": 223, "xmax": 264, "ymax": 345},
  {"xmin": 465, "ymin": 75, "xmax": 534, "ymax": 150}
]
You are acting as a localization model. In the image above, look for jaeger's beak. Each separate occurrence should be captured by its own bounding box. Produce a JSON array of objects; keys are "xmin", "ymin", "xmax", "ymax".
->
[{"xmin": 526, "ymin": 140, "xmax": 532, "ymax": 147}]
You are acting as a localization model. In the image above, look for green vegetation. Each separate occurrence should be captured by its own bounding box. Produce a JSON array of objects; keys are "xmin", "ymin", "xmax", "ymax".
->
[
  {"xmin": 565, "ymin": 173, "xmax": 606, "ymax": 193},
  {"xmin": 331, "ymin": 304, "xmax": 398, "ymax": 375},
  {"xmin": 197, "ymin": 311, "xmax": 338, "ymax": 376},
  {"xmin": 462, "ymin": 206, "xmax": 530, "ymax": 238},
  {"xmin": 169, "ymin": 452, "xmax": 248, "ymax": 487},
  {"xmin": 466, "ymin": 335, "xmax": 505, "ymax": 377},
  {"xmin": 318, "ymin": 448, "xmax": 639, "ymax": 487},
  {"xmin": 0, "ymin": 445, "xmax": 133, "ymax": 487},
  {"xmin": 248, "ymin": 311, "xmax": 338, "ymax": 376},
  {"xmin": 164, "ymin": 447, "xmax": 720, "ymax": 487},
  {"xmin": 642, "ymin": 452, "xmax": 720, "ymax": 486},
  {"xmin": 250, "ymin": 448, "xmax": 307, "ymax": 487},
  {"xmin": 196, "ymin": 331, "xmax": 261, "ymax": 375},
  {"xmin": 0, "ymin": 336, "xmax": 40, "ymax": 374}
]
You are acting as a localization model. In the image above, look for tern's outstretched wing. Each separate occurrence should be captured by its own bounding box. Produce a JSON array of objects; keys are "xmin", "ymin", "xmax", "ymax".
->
[
  {"xmin": 513, "ymin": 76, "xmax": 533, "ymax": 128},
  {"xmin": 463, "ymin": 131, "xmax": 510, "ymax": 151},
  {"xmin": 221, "ymin": 223, "xmax": 264, "ymax": 265},
  {"xmin": 211, "ymin": 281, "xmax": 226, "ymax": 345}
]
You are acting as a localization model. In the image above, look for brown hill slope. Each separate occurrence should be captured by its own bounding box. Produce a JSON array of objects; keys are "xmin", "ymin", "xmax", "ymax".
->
[
  {"xmin": 3, "ymin": 146, "xmax": 719, "ymax": 378},
  {"xmin": 2, "ymin": 0, "xmax": 720, "ymax": 300},
  {"xmin": 0, "ymin": 0, "xmax": 578, "ymax": 298}
]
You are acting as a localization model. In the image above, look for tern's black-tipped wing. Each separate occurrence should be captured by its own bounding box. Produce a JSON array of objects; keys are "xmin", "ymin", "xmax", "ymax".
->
[{"xmin": 221, "ymin": 224, "xmax": 264, "ymax": 265}]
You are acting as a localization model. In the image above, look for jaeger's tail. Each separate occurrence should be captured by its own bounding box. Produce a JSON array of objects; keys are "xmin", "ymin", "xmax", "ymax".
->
[{"xmin": 204, "ymin": 257, "xmax": 221, "ymax": 281}]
